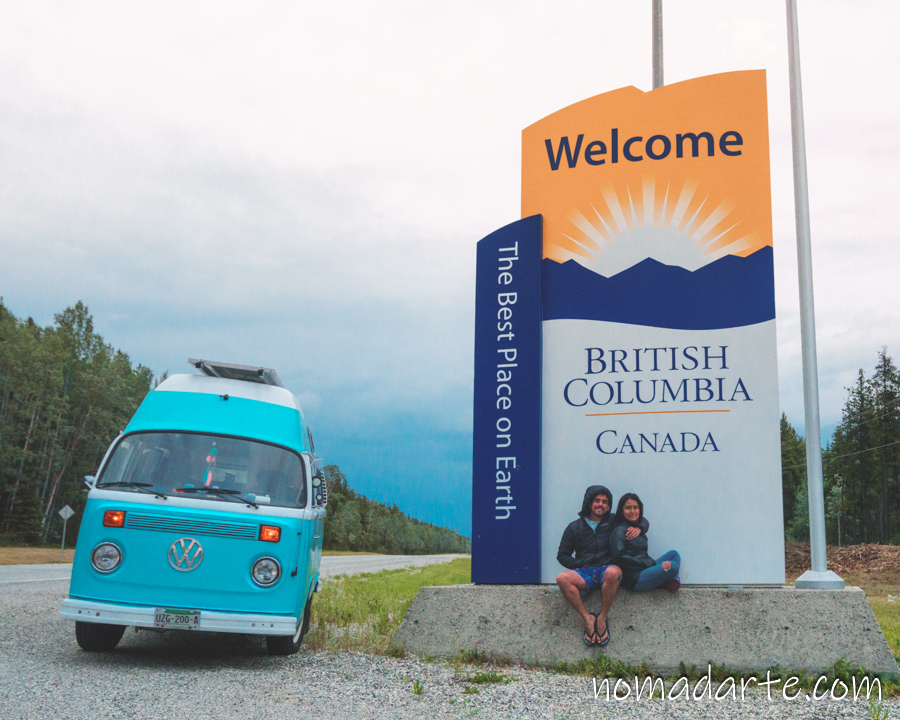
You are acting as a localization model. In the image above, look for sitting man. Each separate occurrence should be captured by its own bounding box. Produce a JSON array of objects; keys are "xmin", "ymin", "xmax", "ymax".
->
[{"xmin": 556, "ymin": 485, "xmax": 647, "ymax": 647}]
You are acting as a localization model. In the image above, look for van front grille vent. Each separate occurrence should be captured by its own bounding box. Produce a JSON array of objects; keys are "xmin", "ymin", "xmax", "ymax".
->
[{"xmin": 125, "ymin": 513, "xmax": 257, "ymax": 539}]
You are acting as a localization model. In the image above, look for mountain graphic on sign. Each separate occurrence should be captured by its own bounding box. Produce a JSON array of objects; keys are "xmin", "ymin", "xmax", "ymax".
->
[{"xmin": 541, "ymin": 246, "xmax": 775, "ymax": 330}]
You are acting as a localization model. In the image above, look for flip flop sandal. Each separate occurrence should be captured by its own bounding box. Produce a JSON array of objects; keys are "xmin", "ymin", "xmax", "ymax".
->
[
  {"xmin": 583, "ymin": 614, "xmax": 598, "ymax": 646},
  {"xmin": 595, "ymin": 616, "xmax": 610, "ymax": 647}
]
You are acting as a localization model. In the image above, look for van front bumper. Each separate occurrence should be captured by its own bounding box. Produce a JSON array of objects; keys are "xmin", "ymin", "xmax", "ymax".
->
[{"xmin": 61, "ymin": 598, "xmax": 299, "ymax": 636}]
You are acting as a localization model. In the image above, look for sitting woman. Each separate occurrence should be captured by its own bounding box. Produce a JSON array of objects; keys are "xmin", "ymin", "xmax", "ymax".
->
[{"xmin": 610, "ymin": 493, "xmax": 680, "ymax": 592}]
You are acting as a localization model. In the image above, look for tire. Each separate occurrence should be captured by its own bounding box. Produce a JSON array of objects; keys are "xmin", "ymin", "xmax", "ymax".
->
[
  {"xmin": 75, "ymin": 621, "xmax": 126, "ymax": 651},
  {"xmin": 266, "ymin": 594, "xmax": 312, "ymax": 656}
]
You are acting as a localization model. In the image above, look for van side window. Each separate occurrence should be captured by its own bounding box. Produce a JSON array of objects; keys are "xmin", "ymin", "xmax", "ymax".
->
[
  {"xmin": 311, "ymin": 465, "xmax": 327, "ymax": 507},
  {"xmin": 307, "ymin": 429, "xmax": 315, "ymax": 455}
]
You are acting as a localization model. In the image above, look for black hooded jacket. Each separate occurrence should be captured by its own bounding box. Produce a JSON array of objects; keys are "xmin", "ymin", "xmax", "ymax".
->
[
  {"xmin": 557, "ymin": 485, "xmax": 649, "ymax": 570},
  {"xmin": 609, "ymin": 519, "xmax": 655, "ymax": 589}
]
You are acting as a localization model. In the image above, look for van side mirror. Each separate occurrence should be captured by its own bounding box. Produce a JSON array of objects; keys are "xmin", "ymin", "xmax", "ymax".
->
[{"xmin": 83, "ymin": 475, "xmax": 96, "ymax": 490}]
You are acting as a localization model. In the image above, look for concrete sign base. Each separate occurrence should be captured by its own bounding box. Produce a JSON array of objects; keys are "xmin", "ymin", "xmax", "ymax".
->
[{"xmin": 392, "ymin": 585, "xmax": 898, "ymax": 676}]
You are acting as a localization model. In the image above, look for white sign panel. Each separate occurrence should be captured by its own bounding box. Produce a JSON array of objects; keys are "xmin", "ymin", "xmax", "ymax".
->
[{"xmin": 522, "ymin": 71, "xmax": 784, "ymax": 585}]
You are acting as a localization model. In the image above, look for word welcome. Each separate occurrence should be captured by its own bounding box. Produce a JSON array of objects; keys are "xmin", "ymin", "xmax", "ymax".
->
[{"xmin": 545, "ymin": 129, "xmax": 743, "ymax": 170}]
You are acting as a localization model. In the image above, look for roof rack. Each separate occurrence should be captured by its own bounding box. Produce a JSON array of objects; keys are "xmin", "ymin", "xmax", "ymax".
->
[{"xmin": 188, "ymin": 359, "xmax": 284, "ymax": 388}]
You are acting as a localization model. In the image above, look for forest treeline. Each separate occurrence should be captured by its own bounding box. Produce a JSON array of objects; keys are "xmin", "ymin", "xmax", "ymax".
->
[
  {"xmin": 0, "ymin": 301, "xmax": 470, "ymax": 553},
  {"xmin": 0, "ymin": 301, "xmax": 153, "ymax": 544},
  {"xmin": 783, "ymin": 347, "xmax": 900, "ymax": 545},
  {"xmin": 6, "ymin": 300, "xmax": 894, "ymax": 551},
  {"xmin": 322, "ymin": 465, "xmax": 470, "ymax": 554}
]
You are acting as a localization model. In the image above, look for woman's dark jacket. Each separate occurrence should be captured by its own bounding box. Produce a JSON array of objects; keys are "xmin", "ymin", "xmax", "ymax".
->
[
  {"xmin": 609, "ymin": 521, "xmax": 655, "ymax": 590},
  {"xmin": 557, "ymin": 485, "xmax": 649, "ymax": 570}
]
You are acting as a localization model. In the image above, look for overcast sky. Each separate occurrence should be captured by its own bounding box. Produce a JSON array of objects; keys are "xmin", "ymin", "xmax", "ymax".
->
[{"xmin": 1, "ymin": 1, "xmax": 897, "ymax": 534}]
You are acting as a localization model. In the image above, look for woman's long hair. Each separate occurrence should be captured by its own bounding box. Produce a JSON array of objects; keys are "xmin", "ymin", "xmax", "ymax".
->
[{"xmin": 615, "ymin": 492, "xmax": 644, "ymax": 525}]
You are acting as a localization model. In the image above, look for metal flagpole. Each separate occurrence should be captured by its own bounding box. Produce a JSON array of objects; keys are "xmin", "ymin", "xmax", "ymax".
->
[
  {"xmin": 652, "ymin": 0, "xmax": 663, "ymax": 89},
  {"xmin": 785, "ymin": 0, "xmax": 844, "ymax": 589}
]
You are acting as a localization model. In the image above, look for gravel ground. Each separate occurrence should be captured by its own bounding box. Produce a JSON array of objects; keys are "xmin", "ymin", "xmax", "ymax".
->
[{"xmin": 2, "ymin": 576, "xmax": 898, "ymax": 719}]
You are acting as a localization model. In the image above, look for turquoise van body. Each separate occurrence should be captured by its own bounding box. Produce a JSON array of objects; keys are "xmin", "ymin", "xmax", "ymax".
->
[{"xmin": 61, "ymin": 362, "xmax": 326, "ymax": 655}]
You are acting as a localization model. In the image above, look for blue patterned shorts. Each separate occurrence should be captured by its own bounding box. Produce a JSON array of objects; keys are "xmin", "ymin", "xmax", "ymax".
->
[{"xmin": 575, "ymin": 565, "xmax": 608, "ymax": 596}]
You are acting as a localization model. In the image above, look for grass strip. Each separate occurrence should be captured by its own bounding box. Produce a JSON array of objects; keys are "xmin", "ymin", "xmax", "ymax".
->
[
  {"xmin": 304, "ymin": 557, "xmax": 470, "ymax": 653},
  {"xmin": 0, "ymin": 547, "xmax": 76, "ymax": 565},
  {"xmin": 869, "ymin": 597, "xmax": 900, "ymax": 662}
]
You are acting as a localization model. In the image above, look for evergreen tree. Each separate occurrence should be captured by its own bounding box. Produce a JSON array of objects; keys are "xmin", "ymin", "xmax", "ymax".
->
[
  {"xmin": 0, "ymin": 300, "xmax": 152, "ymax": 543},
  {"xmin": 869, "ymin": 348, "xmax": 900, "ymax": 542},
  {"xmin": 829, "ymin": 369, "xmax": 877, "ymax": 542},
  {"xmin": 321, "ymin": 463, "xmax": 470, "ymax": 554},
  {"xmin": 819, "ymin": 347, "xmax": 900, "ymax": 545},
  {"xmin": 780, "ymin": 413, "xmax": 806, "ymax": 539}
]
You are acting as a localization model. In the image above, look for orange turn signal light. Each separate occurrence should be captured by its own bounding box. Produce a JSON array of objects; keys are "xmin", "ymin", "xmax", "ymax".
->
[
  {"xmin": 259, "ymin": 525, "xmax": 281, "ymax": 543},
  {"xmin": 103, "ymin": 510, "xmax": 126, "ymax": 527}
]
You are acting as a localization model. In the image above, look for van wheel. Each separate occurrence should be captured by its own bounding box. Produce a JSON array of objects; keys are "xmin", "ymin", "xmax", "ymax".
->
[
  {"xmin": 75, "ymin": 622, "xmax": 126, "ymax": 651},
  {"xmin": 267, "ymin": 595, "xmax": 313, "ymax": 656}
]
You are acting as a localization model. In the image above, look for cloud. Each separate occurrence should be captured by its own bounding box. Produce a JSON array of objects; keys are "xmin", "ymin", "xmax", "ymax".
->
[
  {"xmin": 0, "ymin": 84, "xmax": 476, "ymax": 530},
  {"xmin": 2, "ymin": 0, "xmax": 900, "ymax": 531}
]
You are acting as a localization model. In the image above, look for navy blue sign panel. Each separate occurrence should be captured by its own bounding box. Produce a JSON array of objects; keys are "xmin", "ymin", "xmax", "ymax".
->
[{"xmin": 472, "ymin": 215, "xmax": 542, "ymax": 584}]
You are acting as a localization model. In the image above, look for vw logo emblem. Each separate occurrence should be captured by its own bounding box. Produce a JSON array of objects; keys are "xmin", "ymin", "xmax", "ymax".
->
[{"xmin": 168, "ymin": 538, "xmax": 203, "ymax": 572}]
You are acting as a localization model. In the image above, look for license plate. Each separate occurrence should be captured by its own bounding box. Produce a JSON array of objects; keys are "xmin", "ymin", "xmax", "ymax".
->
[{"xmin": 154, "ymin": 608, "xmax": 201, "ymax": 630}]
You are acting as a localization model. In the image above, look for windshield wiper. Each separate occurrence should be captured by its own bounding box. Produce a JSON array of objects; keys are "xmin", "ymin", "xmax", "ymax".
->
[
  {"xmin": 99, "ymin": 482, "xmax": 168, "ymax": 500},
  {"xmin": 174, "ymin": 487, "xmax": 259, "ymax": 509}
]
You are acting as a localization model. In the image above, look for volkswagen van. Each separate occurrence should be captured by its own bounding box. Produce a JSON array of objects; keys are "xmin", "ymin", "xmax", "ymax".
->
[{"xmin": 60, "ymin": 359, "xmax": 327, "ymax": 655}]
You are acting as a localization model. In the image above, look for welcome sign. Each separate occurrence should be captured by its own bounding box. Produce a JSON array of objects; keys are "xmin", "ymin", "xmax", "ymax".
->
[{"xmin": 473, "ymin": 71, "xmax": 784, "ymax": 585}]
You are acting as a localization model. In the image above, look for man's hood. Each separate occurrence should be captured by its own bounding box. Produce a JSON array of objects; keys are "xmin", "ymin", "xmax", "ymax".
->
[{"xmin": 579, "ymin": 485, "xmax": 611, "ymax": 518}]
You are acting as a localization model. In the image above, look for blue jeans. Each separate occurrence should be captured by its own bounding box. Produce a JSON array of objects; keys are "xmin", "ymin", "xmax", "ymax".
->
[{"xmin": 632, "ymin": 550, "xmax": 680, "ymax": 591}]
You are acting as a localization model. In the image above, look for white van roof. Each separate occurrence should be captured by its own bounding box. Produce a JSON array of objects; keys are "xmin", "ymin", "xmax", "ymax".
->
[
  {"xmin": 150, "ymin": 360, "xmax": 304, "ymax": 414},
  {"xmin": 155, "ymin": 374, "xmax": 305, "ymax": 414}
]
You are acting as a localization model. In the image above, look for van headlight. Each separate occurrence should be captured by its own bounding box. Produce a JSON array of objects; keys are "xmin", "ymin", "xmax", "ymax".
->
[
  {"xmin": 91, "ymin": 542, "xmax": 122, "ymax": 573},
  {"xmin": 251, "ymin": 557, "xmax": 281, "ymax": 586}
]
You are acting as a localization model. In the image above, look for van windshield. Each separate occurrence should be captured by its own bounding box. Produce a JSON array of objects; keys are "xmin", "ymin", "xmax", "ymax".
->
[{"xmin": 97, "ymin": 432, "xmax": 307, "ymax": 509}]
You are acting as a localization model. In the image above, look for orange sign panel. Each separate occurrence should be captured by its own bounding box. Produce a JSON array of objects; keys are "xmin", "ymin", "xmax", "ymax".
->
[{"xmin": 522, "ymin": 70, "xmax": 772, "ymax": 271}]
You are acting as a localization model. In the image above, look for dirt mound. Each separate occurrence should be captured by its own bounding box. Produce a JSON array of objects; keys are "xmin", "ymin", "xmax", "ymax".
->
[{"xmin": 785, "ymin": 542, "xmax": 900, "ymax": 576}]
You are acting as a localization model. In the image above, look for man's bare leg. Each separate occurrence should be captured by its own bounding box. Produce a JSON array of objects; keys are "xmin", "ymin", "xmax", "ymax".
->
[
  {"xmin": 556, "ymin": 570, "xmax": 595, "ymax": 638},
  {"xmin": 595, "ymin": 565, "xmax": 622, "ymax": 643}
]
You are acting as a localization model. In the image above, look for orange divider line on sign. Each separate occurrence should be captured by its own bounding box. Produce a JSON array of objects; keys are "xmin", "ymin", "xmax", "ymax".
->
[{"xmin": 585, "ymin": 409, "xmax": 732, "ymax": 417}]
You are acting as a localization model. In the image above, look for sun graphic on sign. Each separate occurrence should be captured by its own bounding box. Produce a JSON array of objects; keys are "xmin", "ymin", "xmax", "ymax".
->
[{"xmin": 545, "ymin": 174, "xmax": 770, "ymax": 276}]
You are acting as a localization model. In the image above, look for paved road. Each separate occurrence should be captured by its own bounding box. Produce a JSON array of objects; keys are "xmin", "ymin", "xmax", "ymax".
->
[
  {"xmin": 0, "ymin": 563, "xmax": 72, "ymax": 584},
  {"xmin": 318, "ymin": 553, "xmax": 467, "ymax": 578},
  {"xmin": 0, "ymin": 554, "xmax": 467, "ymax": 586}
]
